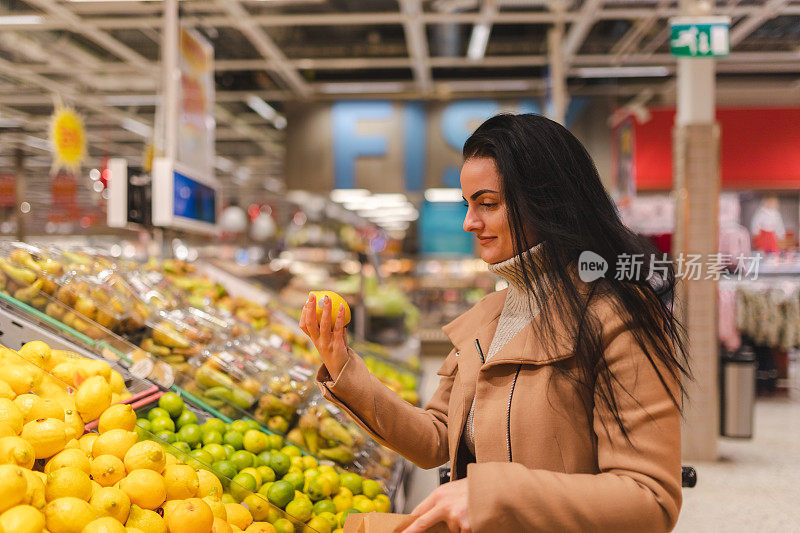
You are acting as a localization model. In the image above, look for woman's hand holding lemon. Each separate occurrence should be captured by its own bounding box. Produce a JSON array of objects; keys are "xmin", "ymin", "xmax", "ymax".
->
[{"xmin": 299, "ymin": 292, "xmax": 350, "ymax": 381}]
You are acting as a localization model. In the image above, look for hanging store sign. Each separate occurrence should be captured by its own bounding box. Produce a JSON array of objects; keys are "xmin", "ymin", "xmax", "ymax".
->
[
  {"xmin": 178, "ymin": 27, "xmax": 215, "ymax": 178},
  {"xmin": 49, "ymin": 103, "xmax": 87, "ymax": 174},
  {"xmin": 670, "ymin": 17, "xmax": 730, "ymax": 58}
]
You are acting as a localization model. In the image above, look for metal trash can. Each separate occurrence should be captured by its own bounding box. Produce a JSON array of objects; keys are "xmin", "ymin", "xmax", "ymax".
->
[{"xmin": 720, "ymin": 346, "xmax": 757, "ymax": 438}]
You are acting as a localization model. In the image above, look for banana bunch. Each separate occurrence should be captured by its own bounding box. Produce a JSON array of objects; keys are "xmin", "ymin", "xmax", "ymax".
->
[
  {"xmin": 217, "ymin": 297, "xmax": 270, "ymax": 330},
  {"xmin": 138, "ymin": 320, "xmax": 200, "ymax": 373},
  {"xmin": 0, "ymin": 249, "xmax": 62, "ymax": 308}
]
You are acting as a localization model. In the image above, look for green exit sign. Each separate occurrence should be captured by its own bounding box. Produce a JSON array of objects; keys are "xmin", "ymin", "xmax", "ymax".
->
[{"xmin": 670, "ymin": 17, "xmax": 730, "ymax": 57}]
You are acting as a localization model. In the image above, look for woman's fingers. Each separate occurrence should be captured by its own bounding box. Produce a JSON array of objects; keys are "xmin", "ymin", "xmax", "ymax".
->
[
  {"xmin": 318, "ymin": 295, "xmax": 332, "ymax": 344},
  {"xmin": 401, "ymin": 506, "xmax": 454, "ymax": 533},
  {"xmin": 304, "ymin": 293, "xmax": 319, "ymax": 339},
  {"xmin": 333, "ymin": 304, "xmax": 346, "ymax": 346}
]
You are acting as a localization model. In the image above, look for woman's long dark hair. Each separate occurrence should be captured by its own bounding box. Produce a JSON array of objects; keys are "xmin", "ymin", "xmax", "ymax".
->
[{"xmin": 463, "ymin": 113, "xmax": 690, "ymax": 442}]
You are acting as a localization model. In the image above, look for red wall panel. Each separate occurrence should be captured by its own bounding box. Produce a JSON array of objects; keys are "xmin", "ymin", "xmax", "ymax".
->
[{"xmin": 633, "ymin": 107, "xmax": 800, "ymax": 190}]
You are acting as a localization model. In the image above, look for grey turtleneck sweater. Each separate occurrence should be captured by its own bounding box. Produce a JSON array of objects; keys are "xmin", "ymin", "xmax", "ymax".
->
[{"xmin": 463, "ymin": 242, "xmax": 550, "ymax": 456}]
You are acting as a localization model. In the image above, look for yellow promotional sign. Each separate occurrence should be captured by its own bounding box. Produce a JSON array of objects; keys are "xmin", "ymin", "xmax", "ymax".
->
[{"xmin": 49, "ymin": 104, "xmax": 87, "ymax": 173}]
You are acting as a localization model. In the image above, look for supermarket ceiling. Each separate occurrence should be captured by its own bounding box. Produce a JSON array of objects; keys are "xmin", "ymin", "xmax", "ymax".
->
[{"xmin": 1, "ymin": 0, "xmax": 800, "ymax": 183}]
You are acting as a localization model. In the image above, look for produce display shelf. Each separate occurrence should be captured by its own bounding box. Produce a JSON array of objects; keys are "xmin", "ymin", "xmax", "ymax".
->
[{"xmin": 0, "ymin": 259, "xmax": 411, "ymax": 503}]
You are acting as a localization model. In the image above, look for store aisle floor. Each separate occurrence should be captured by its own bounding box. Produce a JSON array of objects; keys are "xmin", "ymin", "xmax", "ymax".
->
[{"xmin": 675, "ymin": 396, "xmax": 800, "ymax": 532}]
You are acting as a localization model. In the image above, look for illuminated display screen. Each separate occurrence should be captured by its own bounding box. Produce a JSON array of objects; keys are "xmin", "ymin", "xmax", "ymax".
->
[{"xmin": 173, "ymin": 171, "xmax": 216, "ymax": 224}]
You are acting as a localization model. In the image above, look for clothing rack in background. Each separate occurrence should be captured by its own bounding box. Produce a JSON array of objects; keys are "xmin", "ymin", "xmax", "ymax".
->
[{"xmin": 719, "ymin": 276, "xmax": 800, "ymax": 393}]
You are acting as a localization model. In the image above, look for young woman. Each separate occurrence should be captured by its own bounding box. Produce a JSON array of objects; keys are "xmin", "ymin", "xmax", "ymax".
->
[{"xmin": 300, "ymin": 114, "xmax": 690, "ymax": 533}]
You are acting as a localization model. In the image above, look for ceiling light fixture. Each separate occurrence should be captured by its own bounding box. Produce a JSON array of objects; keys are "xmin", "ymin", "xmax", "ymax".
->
[
  {"xmin": 121, "ymin": 118, "xmax": 153, "ymax": 137},
  {"xmin": 318, "ymin": 82, "xmax": 406, "ymax": 95},
  {"xmin": 574, "ymin": 66, "xmax": 671, "ymax": 78},
  {"xmin": 0, "ymin": 15, "xmax": 43, "ymax": 25},
  {"xmin": 467, "ymin": 23, "xmax": 491, "ymax": 61}
]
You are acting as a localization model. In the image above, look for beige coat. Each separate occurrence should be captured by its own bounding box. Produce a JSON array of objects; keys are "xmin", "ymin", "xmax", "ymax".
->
[{"xmin": 316, "ymin": 279, "xmax": 682, "ymax": 532}]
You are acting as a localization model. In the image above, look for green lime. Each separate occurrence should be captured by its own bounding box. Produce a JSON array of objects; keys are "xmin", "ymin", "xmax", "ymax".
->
[
  {"xmin": 244, "ymin": 420, "xmax": 261, "ymax": 431},
  {"xmin": 279, "ymin": 445, "xmax": 301, "ymax": 458},
  {"xmin": 256, "ymin": 466, "xmax": 275, "ymax": 484},
  {"xmin": 202, "ymin": 430, "xmax": 223, "ymax": 446},
  {"xmin": 362, "ymin": 479, "xmax": 381, "ymax": 499},
  {"xmin": 212, "ymin": 460, "xmax": 238, "ymax": 483},
  {"xmin": 176, "ymin": 410, "xmax": 198, "ymax": 429},
  {"xmin": 229, "ymin": 420, "xmax": 250, "ymax": 434},
  {"xmin": 223, "ymin": 430, "xmax": 244, "ymax": 450},
  {"xmin": 290, "ymin": 457, "xmax": 304, "ymax": 471},
  {"xmin": 340, "ymin": 509, "xmax": 360, "ymax": 528},
  {"xmin": 134, "ymin": 424, "xmax": 149, "ymax": 441},
  {"xmin": 305, "ymin": 476, "xmax": 333, "ymax": 501},
  {"xmin": 316, "ymin": 511, "xmax": 339, "ymax": 531},
  {"xmin": 189, "ymin": 448, "xmax": 214, "ymax": 466},
  {"xmin": 257, "ymin": 451, "xmax": 272, "ymax": 467},
  {"xmin": 177, "ymin": 424, "xmax": 203, "ymax": 446},
  {"xmin": 203, "ymin": 443, "xmax": 227, "ymax": 463},
  {"xmin": 339, "ymin": 473, "xmax": 362, "ymax": 496},
  {"xmin": 285, "ymin": 497, "xmax": 313, "ymax": 522},
  {"xmin": 269, "ymin": 452, "xmax": 291, "ymax": 477},
  {"xmin": 282, "ymin": 471, "xmax": 304, "ymax": 492},
  {"xmin": 135, "ymin": 419, "xmax": 151, "ymax": 431},
  {"xmin": 240, "ymin": 467, "xmax": 262, "ymax": 488},
  {"xmin": 229, "ymin": 472, "xmax": 258, "ymax": 502},
  {"xmin": 150, "ymin": 417, "xmax": 175, "ymax": 433},
  {"xmin": 243, "ymin": 430, "xmax": 269, "ymax": 454},
  {"xmin": 265, "ymin": 506, "xmax": 282, "ymax": 524},
  {"xmin": 230, "ymin": 450, "xmax": 254, "ymax": 471},
  {"xmin": 272, "ymin": 518, "xmax": 294, "ymax": 533},
  {"xmin": 318, "ymin": 472, "xmax": 340, "ymax": 493},
  {"xmin": 266, "ymin": 435, "xmax": 284, "ymax": 450},
  {"xmin": 306, "ymin": 515, "xmax": 333, "ymax": 533},
  {"xmin": 223, "ymin": 444, "xmax": 236, "ymax": 458},
  {"xmin": 313, "ymin": 499, "xmax": 337, "ymax": 516},
  {"xmin": 266, "ymin": 480, "xmax": 294, "ymax": 509},
  {"xmin": 257, "ymin": 481, "xmax": 273, "ymax": 498},
  {"xmin": 242, "ymin": 493, "xmax": 270, "ymax": 521},
  {"xmin": 201, "ymin": 418, "xmax": 227, "ymax": 435},
  {"xmin": 155, "ymin": 431, "xmax": 176, "ymax": 444},
  {"xmin": 172, "ymin": 441, "xmax": 191, "ymax": 453},
  {"xmin": 147, "ymin": 407, "xmax": 170, "ymax": 422},
  {"xmin": 353, "ymin": 499, "xmax": 374, "ymax": 513},
  {"xmin": 158, "ymin": 392, "xmax": 185, "ymax": 417}
]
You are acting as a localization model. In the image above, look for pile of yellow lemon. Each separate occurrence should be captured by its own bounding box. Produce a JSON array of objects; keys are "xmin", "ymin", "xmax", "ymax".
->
[{"xmin": 0, "ymin": 341, "xmax": 284, "ymax": 533}]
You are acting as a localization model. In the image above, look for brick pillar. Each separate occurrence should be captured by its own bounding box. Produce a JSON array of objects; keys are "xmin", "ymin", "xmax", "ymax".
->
[{"xmin": 673, "ymin": 123, "xmax": 720, "ymax": 461}]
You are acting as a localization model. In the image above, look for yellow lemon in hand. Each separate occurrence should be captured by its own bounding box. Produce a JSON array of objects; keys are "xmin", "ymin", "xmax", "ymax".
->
[{"xmin": 310, "ymin": 291, "xmax": 351, "ymax": 328}]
